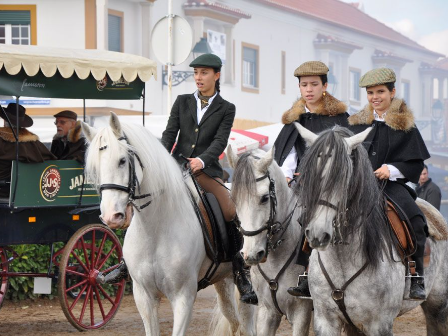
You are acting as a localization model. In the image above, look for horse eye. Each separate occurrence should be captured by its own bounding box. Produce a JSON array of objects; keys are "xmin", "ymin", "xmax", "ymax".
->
[
  {"xmin": 119, "ymin": 157, "xmax": 126, "ymax": 166},
  {"xmin": 260, "ymin": 194, "xmax": 269, "ymax": 205}
]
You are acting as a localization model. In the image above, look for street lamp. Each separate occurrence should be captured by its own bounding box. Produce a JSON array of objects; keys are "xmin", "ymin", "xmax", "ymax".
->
[
  {"xmin": 432, "ymin": 99, "xmax": 444, "ymax": 120},
  {"xmin": 162, "ymin": 38, "xmax": 213, "ymax": 87}
]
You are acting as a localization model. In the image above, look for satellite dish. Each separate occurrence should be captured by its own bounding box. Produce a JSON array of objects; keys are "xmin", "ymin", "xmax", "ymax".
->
[{"xmin": 151, "ymin": 15, "xmax": 193, "ymax": 66}]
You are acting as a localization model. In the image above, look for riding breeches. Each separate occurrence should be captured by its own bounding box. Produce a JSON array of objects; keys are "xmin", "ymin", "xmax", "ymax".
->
[{"xmin": 194, "ymin": 171, "xmax": 236, "ymax": 222}]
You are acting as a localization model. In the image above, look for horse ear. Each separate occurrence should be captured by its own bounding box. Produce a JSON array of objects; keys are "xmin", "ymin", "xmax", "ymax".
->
[
  {"xmin": 345, "ymin": 127, "xmax": 372, "ymax": 152},
  {"xmin": 294, "ymin": 122, "xmax": 318, "ymax": 146},
  {"xmin": 226, "ymin": 144, "xmax": 238, "ymax": 168},
  {"xmin": 257, "ymin": 146, "xmax": 275, "ymax": 173},
  {"xmin": 81, "ymin": 122, "xmax": 97, "ymax": 143},
  {"xmin": 109, "ymin": 112, "xmax": 123, "ymax": 136}
]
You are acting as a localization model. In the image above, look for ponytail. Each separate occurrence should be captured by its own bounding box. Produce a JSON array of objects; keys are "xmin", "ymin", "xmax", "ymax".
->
[{"xmin": 215, "ymin": 78, "xmax": 221, "ymax": 93}]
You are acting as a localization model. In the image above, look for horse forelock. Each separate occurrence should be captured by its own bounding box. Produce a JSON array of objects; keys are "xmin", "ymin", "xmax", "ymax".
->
[
  {"xmin": 231, "ymin": 152, "xmax": 258, "ymax": 206},
  {"xmin": 295, "ymin": 126, "xmax": 392, "ymax": 269}
]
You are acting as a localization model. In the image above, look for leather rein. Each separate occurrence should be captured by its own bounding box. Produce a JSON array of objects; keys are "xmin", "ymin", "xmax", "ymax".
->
[
  {"xmin": 98, "ymin": 135, "xmax": 153, "ymax": 212},
  {"xmin": 235, "ymin": 171, "xmax": 300, "ymax": 316}
]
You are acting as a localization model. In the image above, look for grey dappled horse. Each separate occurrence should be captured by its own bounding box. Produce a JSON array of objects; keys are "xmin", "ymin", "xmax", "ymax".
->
[
  {"xmin": 294, "ymin": 123, "xmax": 448, "ymax": 336},
  {"xmin": 82, "ymin": 113, "xmax": 255, "ymax": 336},
  {"xmin": 227, "ymin": 146, "xmax": 313, "ymax": 336}
]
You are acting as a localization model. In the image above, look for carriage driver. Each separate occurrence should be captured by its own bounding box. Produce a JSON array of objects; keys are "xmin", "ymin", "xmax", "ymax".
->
[
  {"xmin": 349, "ymin": 68, "xmax": 430, "ymax": 300},
  {"xmin": 0, "ymin": 103, "xmax": 56, "ymax": 197},
  {"xmin": 97, "ymin": 54, "xmax": 258, "ymax": 305},
  {"xmin": 51, "ymin": 110, "xmax": 86, "ymax": 164}
]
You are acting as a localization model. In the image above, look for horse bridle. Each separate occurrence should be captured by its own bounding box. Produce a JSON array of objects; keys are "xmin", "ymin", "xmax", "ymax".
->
[
  {"xmin": 235, "ymin": 171, "xmax": 298, "ymax": 254},
  {"xmin": 98, "ymin": 135, "xmax": 153, "ymax": 211}
]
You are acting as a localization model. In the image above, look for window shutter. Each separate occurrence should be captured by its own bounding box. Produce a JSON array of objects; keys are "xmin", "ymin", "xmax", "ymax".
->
[
  {"xmin": 108, "ymin": 14, "xmax": 122, "ymax": 52},
  {"xmin": 0, "ymin": 11, "xmax": 31, "ymax": 25}
]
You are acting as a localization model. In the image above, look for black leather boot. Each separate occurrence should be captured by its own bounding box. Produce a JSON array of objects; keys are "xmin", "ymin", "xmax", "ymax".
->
[
  {"xmin": 96, "ymin": 259, "xmax": 129, "ymax": 284},
  {"xmin": 233, "ymin": 253, "xmax": 258, "ymax": 305},
  {"xmin": 287, "ymin": 275, "xmax": 311, "ymax": 297},
  {"xmin": 409, "ymin": 257, "xmax": 426, "ymax": 300}
]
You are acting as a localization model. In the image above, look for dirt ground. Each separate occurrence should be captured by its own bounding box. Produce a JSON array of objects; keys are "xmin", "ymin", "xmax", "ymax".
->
[{"xmin": 0, "ymin": 287, "xmax": 426, "ymax": 335}]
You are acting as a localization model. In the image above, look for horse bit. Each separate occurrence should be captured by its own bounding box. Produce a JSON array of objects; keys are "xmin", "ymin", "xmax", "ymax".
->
[{"xmin": 98, "ymin": 135, "xmax": 153, "ymax": 212}]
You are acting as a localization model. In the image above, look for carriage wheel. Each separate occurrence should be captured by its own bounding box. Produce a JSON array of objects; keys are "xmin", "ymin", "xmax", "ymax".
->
[
  {"xmin": 0, "ymin": 247, "xmax": 9, "ymax": 309},
  {"xmin": 58, "ymin": 224, "xmax": 125, "ymax": 331}
]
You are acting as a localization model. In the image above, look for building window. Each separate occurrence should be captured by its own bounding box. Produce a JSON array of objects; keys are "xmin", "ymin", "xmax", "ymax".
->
[
  {"xmin": 241, "ymin": 42, "xmax": 259, "ymax": 93},
  {"xmin": 0, "ymin": 8, "xmax": 35, "ymax": 45},
  {"xmin": 349, "ymin": 68, "xmax": 361, "ymax": 102},
  {"xmin": 281, "ymin": 51, "xmax": 286, "ymax": 95},
  {"xmin": 108, "ymin": 9, "xmax": 123, "ymax": 52},
  {"xmin": 401, "ymin": 80, "xmax": 410, "ymax": 103}
]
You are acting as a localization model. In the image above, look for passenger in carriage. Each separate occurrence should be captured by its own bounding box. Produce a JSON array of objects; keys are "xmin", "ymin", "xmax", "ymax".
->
[
  {"xmin": 99, "ymin": 54, "xmax": 258, "ymax": 305},
  {"xmin": 0, "ymin": 103, "xmax": 56, "ymax": 197},
  {"xmin": 51, "ymin": 110, "xmax": 86, "ymax": 164},
  {"xmin": 273, "ymin": 61, "xmax": 349, "ymax": 297},
  {"xmin": 348, "ymin": 68, "xmax": 430, "ymax": 300}
]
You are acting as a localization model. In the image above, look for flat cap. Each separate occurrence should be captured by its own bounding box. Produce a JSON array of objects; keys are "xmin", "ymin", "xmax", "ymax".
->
[
  {"xmin": 294, "ymin": 61, "xmax": 329, "ymax": 77},
  {"xmin": 189, "ymin": 53, "xmax": 222, "ymax": 70},
  {"xmin": 54, "ymin": 110, "xmax": 78, "ymax": 120},
  {"xmin": 359, "ymin": 68, "xmax": 396, "ymax": 88}
]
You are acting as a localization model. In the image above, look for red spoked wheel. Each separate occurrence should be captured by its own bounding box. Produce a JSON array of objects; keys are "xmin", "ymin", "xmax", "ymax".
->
[
  {"xmin": 0, "ymin": 247, "xmax": 9, "ymax": 309},
  {"xmin": 58, "ymin": 224, "xmax": 125, "ymax": 331}
]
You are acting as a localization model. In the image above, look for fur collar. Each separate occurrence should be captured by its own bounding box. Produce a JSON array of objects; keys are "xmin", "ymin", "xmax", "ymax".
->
[
  {"xmin": 282, "ymin": 93, "xmax": 347, "ymax": 124},
  {"xmin": 348, "ymin": 98, "xmax": 415, "ymax": 131},
  {"xmin": 0, "ymin": 127, "xmax": 39, "ymax": 142},
  {"xmin": 53, "ymin": 120, "xmax": 83, "ymax": 143}
]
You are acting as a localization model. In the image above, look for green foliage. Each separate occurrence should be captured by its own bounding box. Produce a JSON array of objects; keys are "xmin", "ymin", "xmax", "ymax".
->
[{"xmin": 5, "ymin": 229, "xmax": 131, "ymax": 302}]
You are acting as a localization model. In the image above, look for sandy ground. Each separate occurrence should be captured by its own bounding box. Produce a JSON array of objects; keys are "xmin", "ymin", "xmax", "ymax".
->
[{"xmin": 0, "ymin": 287, "xmax": 426, "ymax": 335}]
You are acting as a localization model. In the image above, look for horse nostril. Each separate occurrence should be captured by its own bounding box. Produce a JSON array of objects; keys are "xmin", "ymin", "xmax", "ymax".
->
[
  {"xmin": 305, "ymin": 228, "xmax": 310, "ymax": 238},
  {"xmin": 322, "ymin": 233, "xmax": 331, "ymax": 245},
  {"xmin": 256, "ymin": 250, "xmax": 265, "ymax": 261},
  {"xmin": 113, "ymin": 212, "xmax": 125, "ymax": 222}
]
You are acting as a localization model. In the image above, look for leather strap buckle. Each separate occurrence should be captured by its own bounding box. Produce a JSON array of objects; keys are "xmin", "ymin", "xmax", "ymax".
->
[
  {"xmin": 332, "ymin": 289, "xmax": 344, "ymax": 301},
  {"xmin": 269, "ymin": 279, "xmax": 278, "ymax": 291}
]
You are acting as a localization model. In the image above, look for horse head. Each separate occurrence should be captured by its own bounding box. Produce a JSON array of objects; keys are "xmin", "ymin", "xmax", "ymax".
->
[
  {"xmin": 229, "ymin": 145, "xmax": 291, "ymax": 266},
  {"xmin": 294, "ymin": 123, "xmax": 372, "ymax": 250},
  {"xmin": 82, "ymin": 112, "xmax": 143, "ymax": 229}
]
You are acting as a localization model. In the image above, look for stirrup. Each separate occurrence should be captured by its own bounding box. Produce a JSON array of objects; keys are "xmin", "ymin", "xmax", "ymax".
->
[{"xmin": 298, "ymin": 271, "xmax": 308, "ymax": 285}]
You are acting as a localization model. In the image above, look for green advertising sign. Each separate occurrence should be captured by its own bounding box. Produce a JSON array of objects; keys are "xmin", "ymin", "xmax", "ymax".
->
[
  {"xmin": 10, "ymin": 160, "xmax": 100, "ymax": 208},
  {"xmin": 0, "ymin": 68, "xmax": 144, "ymax": 100}
]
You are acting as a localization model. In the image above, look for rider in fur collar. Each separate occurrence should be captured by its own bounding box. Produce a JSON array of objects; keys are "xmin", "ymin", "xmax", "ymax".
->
[
  {"xmin": 349, "ymin": 98, "xmax": 414, "ymax": 131},
  {"xmin": 51, "ymin": 120, "xmax": 86, "ymax": 164}
]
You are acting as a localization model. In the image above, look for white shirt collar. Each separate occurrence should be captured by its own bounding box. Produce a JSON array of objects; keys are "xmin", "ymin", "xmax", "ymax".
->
[
  {"xmin": 194, "ymin": 90, "xmax": 218, "ymax": 124},
  {"xmin": 305, "ymin": 105, "xmax": 311, "ymax": 113},
  {"xmin": 373, "ymin": 110, "xmax": 387, "ymax": 122}
]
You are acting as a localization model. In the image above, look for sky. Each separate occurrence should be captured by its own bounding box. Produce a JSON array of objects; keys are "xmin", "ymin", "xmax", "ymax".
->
[{"xmin": 340, "ymin": 0, "xmax": 448, "ymax": 57}]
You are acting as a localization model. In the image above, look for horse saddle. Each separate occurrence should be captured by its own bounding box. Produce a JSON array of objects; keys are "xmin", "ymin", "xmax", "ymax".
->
[{"xmin": 197, "ymin": 193, "xmax": 231, "ymax": 262}]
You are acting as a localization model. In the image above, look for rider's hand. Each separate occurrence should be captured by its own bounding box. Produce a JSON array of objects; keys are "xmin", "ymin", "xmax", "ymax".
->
[
  {"xmin": 374, "ymin": 165, "xmax": 390, "ymax": 180},
  {"xmin": 188, "ymin": 158, "xmax": 203, "ymax": 173}
]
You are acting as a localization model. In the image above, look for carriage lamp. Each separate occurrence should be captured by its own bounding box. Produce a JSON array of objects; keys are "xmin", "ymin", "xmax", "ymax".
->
[
  {"xmin": 72, "ymin": 215, "xmax": 80, "ymax": 221},
  {"xmin": 28, "ymin": 217, "xmax": 36, "ymax": 223}
]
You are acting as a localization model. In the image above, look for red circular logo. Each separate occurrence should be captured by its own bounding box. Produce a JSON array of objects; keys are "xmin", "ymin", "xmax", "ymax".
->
[{"xmin": 40, "ymin": 166, "xmax": 61, "ymax": 201}]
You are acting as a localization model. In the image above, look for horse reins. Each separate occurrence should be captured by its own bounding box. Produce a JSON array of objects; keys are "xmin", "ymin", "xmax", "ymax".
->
[{"xmin": 98, "ymin": 135, "xmax": 153, "ymax": 212}]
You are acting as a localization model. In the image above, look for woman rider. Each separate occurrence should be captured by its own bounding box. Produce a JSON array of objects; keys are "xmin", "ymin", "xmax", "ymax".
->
[
  {"xmin": 98, "ymin": 54, "xmax": 257, "ymax": 305},
  {"xmin": 273, "ymin": 61, "xmax": 349, "ymax": 297},
  {"xmin": 349, "ymin": 68, "xmax": 430, "ymax": 300}
]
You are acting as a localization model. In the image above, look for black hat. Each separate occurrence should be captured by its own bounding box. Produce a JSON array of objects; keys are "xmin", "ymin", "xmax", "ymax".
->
[
  {"xmin": 0, "ymin": 103, "xmax": 33, "ymax": 128},
  {"xmin": 189, "ymin": 53, "xmax": 222, "ymax": 70},
  {"xmin": 53, "ymin": 110, "xmax": 78, "ymax": 120}
]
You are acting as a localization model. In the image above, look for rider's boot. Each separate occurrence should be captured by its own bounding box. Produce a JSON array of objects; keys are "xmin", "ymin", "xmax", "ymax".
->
[
  {"xmin": 232, "ymin": 252, "xmax": 258, "ymax": 305},
  {"xmin": 287, "ymin": 269, "xmax": 311, "ymax": 297},
  {"xmin": 410, "ymin": 256, "xmax": 426, "ymax": 300},
  {"xmin": 96, "ymin": 259, "xmax": 129, "ymax": 284}
]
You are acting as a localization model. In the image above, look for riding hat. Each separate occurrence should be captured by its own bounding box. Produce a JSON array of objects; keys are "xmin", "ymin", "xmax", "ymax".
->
[
  {"xmin": 54, "ymin": 110, "xmax": 78, "ymax": 120},
  {"xmin": 0, "ymin": 103, "xmax": 33, "ymax": 128},
  {"xmin": 189, "ymin": 53, "xmax": 222, "ymax": 70},
  {"xmin": 294, "ymin": 61, "xmax": 329, "ymax": 78},
  {"xmin": 359, "ymin": 68, "xmax": 396, "ymax": 88}
]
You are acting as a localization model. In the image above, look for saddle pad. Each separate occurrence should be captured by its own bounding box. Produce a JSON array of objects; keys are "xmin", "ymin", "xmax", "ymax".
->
[
  {"xmin": 387, "ymin": 200, "xmax": 415, "ymax": 258},
  {"xmin": 416, "ymin": 198, "xmax": 448, "ymax": 241}
]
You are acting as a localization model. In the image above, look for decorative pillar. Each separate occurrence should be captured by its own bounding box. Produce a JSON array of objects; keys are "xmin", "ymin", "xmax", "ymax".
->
[
  {"xmin": 224, "ymin": 25, "xmax": 234, "ymax": 85},
  {"xmin": 96, "ymin": 0, "xmax": 108, "ymax": 50}
]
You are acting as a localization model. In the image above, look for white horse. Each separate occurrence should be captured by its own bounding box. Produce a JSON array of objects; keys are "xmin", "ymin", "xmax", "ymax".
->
[
  {"xmin": 81, "ymin": 113, "xmax": 255, "ymax": 336},
  {"xmin": 295, "ymin": 123, "xmax": 448, "ymax": 336},
  {"xmin": 226, "ymin": 146, "xmax": 313, "ymax": 335}
]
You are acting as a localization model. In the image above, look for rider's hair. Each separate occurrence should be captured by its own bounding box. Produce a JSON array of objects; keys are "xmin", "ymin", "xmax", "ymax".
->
[
  {"xmin": 213, "ymin": 68, "xmax": 221, "ymax": 93},
  {"xmin": 385, "ymin": 82, "xmax": 395, "ymax": 92},
  {"xmin": 298, "ymin": 74, "xmax": 328, "ymax": 86}
]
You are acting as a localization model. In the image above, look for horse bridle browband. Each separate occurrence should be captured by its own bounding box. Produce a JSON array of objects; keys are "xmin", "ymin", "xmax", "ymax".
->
[{"xmin": 98, "ymin": 135, "xmax": 153, "ymax": 211}]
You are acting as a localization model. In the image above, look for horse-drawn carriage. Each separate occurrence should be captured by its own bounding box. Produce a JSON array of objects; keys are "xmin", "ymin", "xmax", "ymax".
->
[{"xmin": 0, "ymin": 44, "xmax": 156, "ymax": 331}]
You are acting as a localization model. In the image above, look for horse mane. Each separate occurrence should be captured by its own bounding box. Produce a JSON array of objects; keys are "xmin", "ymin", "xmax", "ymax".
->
[
  {"xmin": 231, "ymin": 152, "xmax": 259, "ymax": 205},
  {"xmin": 85, "ymin": 123, "xmax": 194, "ymax": 221},
  {"xmin": 294, "ymin": 126, "xmax": 393, "ymax": 269}
]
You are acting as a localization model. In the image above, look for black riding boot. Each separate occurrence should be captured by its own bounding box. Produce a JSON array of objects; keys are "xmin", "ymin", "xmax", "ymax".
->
[
  {"xmin": 233, "ymin": 252, "xmax": 258, "ymax": 305},
  {"xmin": 410, "ymin": 256, "xmax": 426, "ymax": 300},
  {"xmin": 287, "ymin": 275, "xmax": 310, "ymax": 297},
  {"xmin": 96, "ymin": 259, "xmax": 129, "ymax": 284}
]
